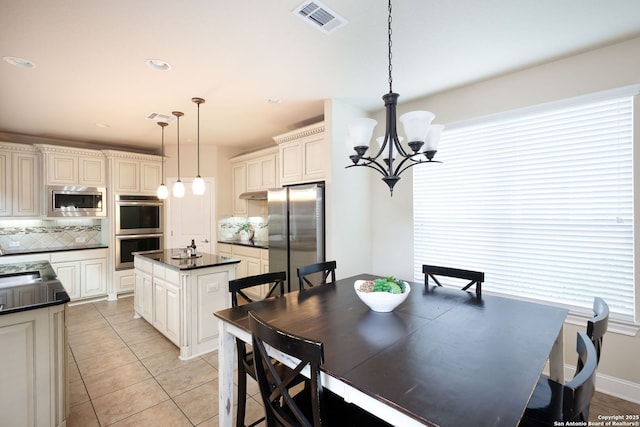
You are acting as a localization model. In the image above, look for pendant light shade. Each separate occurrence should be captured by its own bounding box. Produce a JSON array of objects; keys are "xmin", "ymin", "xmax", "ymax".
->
[
  {"xmin": 191, "ymin": 97, "xmax": 206, "ymax": 195},
  {"xmin": 172, "ymin": 110, "xmax": 185, "ymax": 198},
  {"xmin": 156, "ymin": 121, "xmax": 169, "ymax": 200}
]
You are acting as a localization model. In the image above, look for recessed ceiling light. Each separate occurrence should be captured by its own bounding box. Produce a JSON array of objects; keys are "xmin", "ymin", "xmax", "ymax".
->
[
  {"xmin": 95, "ymin": 123, "xmax": 111, "ymax": 128},
  {"xmin": 2, "ymin": 56, "xmax": 35, "ymax": 69},
  {"xmin": 267, "ymin": 98, "xmax": 280, "ymax": 104},
  {"xmin": 146, "ymin": 58, "xmax": 171, "ymax": 71}
]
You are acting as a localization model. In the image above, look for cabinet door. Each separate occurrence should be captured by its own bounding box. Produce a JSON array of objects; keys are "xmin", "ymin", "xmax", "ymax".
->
[
  {"xmin": 13, "ymin": 152, "xmax": 39, "ymax": 217},
  {"xmin": 114, "ymin": 159, "xmax": 140, "ymax": 193},
  {"xmin": 261, "ymin": 154, "xmax": 277, "ymax": 189},
  {"xmin": 246, "ymin": 256, "xmax": 261, "ymax": 277},
  {"xmin": 302, "ymin": 136, "xmax": 326, "ymax": 181},
  {"xmin": 142, "ymin": 272, "xmax": 153, "ymax": 320},
  {"xmin": 246, "ymin": 160, "xmax": 262, "ymax": 191},
  {"xmin": 0, "ymin": 151, "xmax": 11, "ymax": 216},
  {"xmin": 52, "ymin": 262, "xmax": 81, "ymax": 300},
  {"xmin": 153, "ymin": 278, "xmax": 167, "ymax": 333},
  {"xmin": 140, "ymin": 161, "xmax": 161, "ymax": 194},
  {"xmin": 47, "ymin": 153, "xmax": 77, "ymax": 184},
  {"xmin": 134, "ymin": 272, "xmax": 144, "ymax": 316},
  {"xmin": 78, "ymin": 156, "xmax": 105, "ymax": 186},
  {"xmin": 232, "ymin": 162, "xmax": 247, "ymax": 215},
  {"xmin": 81, "ymin": 258, "xmax": 107, "ymax": 297},
  {"xmin": 279, "ymin": 142, "xmax": 302, "ymax": 185},
  {"xmin": 235, "ymin": 255, "xmax": 248, "ymax": 278},
  {"xmin": 165, "ymin": 281, "xmax": 180, "ymax": 344}
]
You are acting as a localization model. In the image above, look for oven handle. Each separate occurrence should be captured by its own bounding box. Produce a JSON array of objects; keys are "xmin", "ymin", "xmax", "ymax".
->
[
  {"xmin": 116, "ymin": 201, "xmax": 164, "ymax": 207},
  {"xmin": 116, "ymin": 233, "xmax": 164, "ymax": 239}
]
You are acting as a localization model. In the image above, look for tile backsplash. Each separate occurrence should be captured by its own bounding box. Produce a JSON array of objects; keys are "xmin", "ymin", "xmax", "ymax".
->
[
  {"xmin": 219, "ymin": 216, "xmax": 268, "ymax": 241},
  {"xmin": 0, "ymin": 219, "xmax": 105, "ymax": 251}
]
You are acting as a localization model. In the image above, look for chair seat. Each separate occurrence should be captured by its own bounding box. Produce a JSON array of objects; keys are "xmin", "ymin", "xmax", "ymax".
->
[{"xmin": 520, "ymin": 376, "xmax": 564, "ymax": 426}]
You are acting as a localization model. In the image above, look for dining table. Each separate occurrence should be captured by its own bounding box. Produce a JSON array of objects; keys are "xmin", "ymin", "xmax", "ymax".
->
[{"xmin": 214, "ymin": 273, "xmax": 568, "ymax": 426}]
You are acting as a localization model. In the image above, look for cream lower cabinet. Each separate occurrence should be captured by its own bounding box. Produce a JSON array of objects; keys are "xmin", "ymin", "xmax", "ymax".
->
[
  {"xmin": 134, "ymin": 255, "xmax": 237, "ymax": 359},
  {"xmin": 50, "ymin": 249, "xmax": 107, "ymax": 300},
  {"xmin": 230, "ymin": 244, "xmax": 269, "ymax": 298},
  {"xmin": 0, "ymin": 304, "xmax": 67, "ymax": 427}
]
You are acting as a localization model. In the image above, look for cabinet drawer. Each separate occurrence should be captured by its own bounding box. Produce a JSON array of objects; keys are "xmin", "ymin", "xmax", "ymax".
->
[
  {"xmin": 261, "ymin": 249, "xmax": 269, "ymax": 261},
  {"xmin": 231, "ymin": 245, "xmax": 262, "ymax": 258},
  {"xmin": 134, "ymin": 256, "xmax": 153, "ymax": 274},
  {"xmin": 50, "ymin": 248, "xmax": 107, "ymax": 263}
]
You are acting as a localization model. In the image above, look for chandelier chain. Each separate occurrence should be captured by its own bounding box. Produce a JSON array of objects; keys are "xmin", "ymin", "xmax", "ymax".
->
[{"xmin": 388, "ymin": 0, "xmax": 393, "ymax": 93}]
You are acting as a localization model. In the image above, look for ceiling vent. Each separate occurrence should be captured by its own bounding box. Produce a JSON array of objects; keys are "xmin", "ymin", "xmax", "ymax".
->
[
  {"xmin": 293, "ymin": 1, "xmax": 348, "ymax": 35},
  {"xmin": 146, "ymin": 112, "xmax": 175, "ymax": 122}
]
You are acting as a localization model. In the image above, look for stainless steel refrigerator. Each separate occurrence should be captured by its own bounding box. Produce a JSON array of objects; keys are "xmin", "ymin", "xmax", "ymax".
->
[{"xmin": 268, "ymin": 182, "xmax": 325, "ymax": 292}]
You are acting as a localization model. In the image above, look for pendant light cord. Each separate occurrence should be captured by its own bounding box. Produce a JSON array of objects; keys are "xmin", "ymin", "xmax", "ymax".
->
[{"xmin": 197, "ymin": 102, "xmax": 200, "ymax": 176}]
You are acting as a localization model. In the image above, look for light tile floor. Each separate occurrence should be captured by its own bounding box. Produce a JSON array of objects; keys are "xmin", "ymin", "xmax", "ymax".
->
[{"xmin": 66, "ymin": 297, "xmax": 266, "ymax": 427}]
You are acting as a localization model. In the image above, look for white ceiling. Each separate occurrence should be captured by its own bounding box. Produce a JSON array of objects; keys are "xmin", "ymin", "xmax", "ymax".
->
[{"xmin": 2, "ymin": 0, "xmax": 640, "ymax": 154}]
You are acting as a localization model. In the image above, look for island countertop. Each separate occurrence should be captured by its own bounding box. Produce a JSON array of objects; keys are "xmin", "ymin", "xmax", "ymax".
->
[
  {"xmin": 134, "ymin": 249, "xmax": 240, "ymax": 271},
  {"xmin": 0, "ymin": 261, "xmax": 70, "ymax": 315}
]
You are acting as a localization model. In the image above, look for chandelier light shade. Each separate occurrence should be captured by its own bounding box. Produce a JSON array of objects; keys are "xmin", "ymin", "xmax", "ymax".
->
[
  {"xmin": 346, "ymin": 0, "xmax": 444, "ymax": 196},
  {"xmin": 172, "ymin": 110, "xmax": 185, "ymax": 198},
  {"xmin": 191, "ymin": 97, "xmax": 206, "ymax": 195},
  {"xmin": 156, "ymin": 121, "xmax": 169, "ymax": 200}
]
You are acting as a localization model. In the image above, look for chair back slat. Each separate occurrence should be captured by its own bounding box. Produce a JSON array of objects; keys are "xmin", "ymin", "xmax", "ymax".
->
[
  {"xmin": 297, "ymin": 261, "xmax": 337, "ymax": 290},
  {"xmin": 586, "ymin": 297, "xmax": 609, "ymax": 364},
  {"xmin": 422, "ymin": 264, "xmax": 484, "ymax": 297}
]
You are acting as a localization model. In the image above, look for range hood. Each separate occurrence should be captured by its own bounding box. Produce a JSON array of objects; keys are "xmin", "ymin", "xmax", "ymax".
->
[{"xmin": 239, "ymin": 190, "xmax": 268, "ymax": 200}]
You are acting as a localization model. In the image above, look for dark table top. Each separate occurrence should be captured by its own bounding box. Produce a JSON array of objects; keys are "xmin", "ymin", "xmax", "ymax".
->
[
  {"xmin": 134, "ymin": 249, "xmax": 240, "ymax": 271},
  {"xmin": 214, "ymin": 273, "xmax": 568, "ymax": 427},
  {"xmin": 0, "ymin": 261, "xmax": 70, "ymax": 315}
]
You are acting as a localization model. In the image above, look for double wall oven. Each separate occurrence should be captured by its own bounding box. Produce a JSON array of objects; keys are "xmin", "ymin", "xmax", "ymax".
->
[{"xmin": 115, "ymin": 195, "xmax": 164, "ymax": 269}]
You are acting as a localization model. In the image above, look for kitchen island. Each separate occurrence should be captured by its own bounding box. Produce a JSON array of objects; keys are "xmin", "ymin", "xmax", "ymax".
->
[
  {"xmin": 133, "ymin": 249, "xmax": 240, "ymax": 360},
  {"xmin": 0, "ymin": 261, "xmax": 69, "ymax": 427}
]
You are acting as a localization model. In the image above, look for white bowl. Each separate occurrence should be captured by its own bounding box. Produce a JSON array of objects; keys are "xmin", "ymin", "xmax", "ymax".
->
[{"xmin": 354, "ymin": 280, "xmax": 411, "ymax": 313}]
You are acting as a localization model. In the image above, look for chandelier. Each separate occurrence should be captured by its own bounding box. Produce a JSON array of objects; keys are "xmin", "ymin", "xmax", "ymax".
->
[{"xmin": 346, "ymin": 0, "xmax": 444, "ymax": 196}]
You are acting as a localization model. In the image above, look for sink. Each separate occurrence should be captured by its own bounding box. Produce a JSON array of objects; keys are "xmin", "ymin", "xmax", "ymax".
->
[{"xmin": 0, "ymin": 271, "xmax": 42, "ymax": 288}]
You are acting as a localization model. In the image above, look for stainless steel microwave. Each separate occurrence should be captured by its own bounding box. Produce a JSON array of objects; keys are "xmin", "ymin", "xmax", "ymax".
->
[{"xmin": 46, "ymin": 185, "xmax": 106, "ymax": 217}]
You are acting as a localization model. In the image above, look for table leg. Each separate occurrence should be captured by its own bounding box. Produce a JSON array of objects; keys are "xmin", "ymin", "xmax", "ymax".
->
[
  {"xmin": 218, "ymin": 320, "xmax": 235, "ymax": 427},
  {"xmin": 548, "ymin": 324, "xmax": 565, "ymax": 383}
]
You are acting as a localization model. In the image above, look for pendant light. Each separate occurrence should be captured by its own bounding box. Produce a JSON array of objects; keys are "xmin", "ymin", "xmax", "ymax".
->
[
  {"xmin": 346, "ymin": 0, "xmax": 444, "ymax": 196},
  {"xmin": 172, "ymin": 110, "xmax": 185, "ymax": 198},
  {"xmin": 191, "ymin": 97, "xmax": 206, "ymax": 195},
  {"xmin": 156, "ymin": 121, "xmax": 169, "ymax": 200}
]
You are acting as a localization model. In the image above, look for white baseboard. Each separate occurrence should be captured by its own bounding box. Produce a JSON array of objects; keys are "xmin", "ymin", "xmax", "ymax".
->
[{"xmin": 593, "ymin": 370, "xmax": 640, "ymax": 404}]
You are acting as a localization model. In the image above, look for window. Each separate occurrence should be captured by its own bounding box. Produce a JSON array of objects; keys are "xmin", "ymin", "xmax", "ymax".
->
[{"xmin": 413, "ymin": 89, "xmax": 635, "ymax": 321}]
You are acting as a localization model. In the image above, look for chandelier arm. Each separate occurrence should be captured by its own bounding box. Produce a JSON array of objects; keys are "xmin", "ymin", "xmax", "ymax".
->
[
  {"xmin": 395, "ymin": 155, "xmax": 441, "ymax": 177},
  {"xmin": 346, "ymin": 161, "xmax": 389, "ymax": 177}
]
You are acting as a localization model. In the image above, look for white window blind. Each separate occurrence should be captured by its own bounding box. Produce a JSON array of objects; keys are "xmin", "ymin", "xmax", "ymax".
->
[{"xmin": 413, "ymin": 93, "xmax": 634, "ymax": 320}]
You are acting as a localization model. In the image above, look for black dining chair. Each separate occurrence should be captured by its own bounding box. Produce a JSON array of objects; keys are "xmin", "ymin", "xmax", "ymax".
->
[
  {"xmin": 586, "ymin": 296, "xmax": 609, "ymax": 368},
  {"xmin": 297, "ymin": 261, "xmax": 337, "ymax": 290},
  {"xmin": 248, "ymin": 311, "xmax": 391, "ymax": 427},
  {"xmin": 229, "ymin": 271, "xmax": 292, "ymax": 427},
  {"xmin": 422, "ymin": 264, "xmax": 484, "ymax": 297},
  {"xmin": 519, "ymin": 331, "xmax": 598, "ymax": 426}
]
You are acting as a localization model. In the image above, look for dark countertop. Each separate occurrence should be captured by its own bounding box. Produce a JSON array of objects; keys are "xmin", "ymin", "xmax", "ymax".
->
[
  {"xmin": 1, "ymin": 244, "xmax": 108, "ymax": 257},
  {"xmin": 217, "ymin": 239, "xmax": 269, "ymax": 249},
  {"xmin": 0, "ymin": 261, "xmax": 70, "ymax": 315},
  {"xmin": 134, "ymin": 249, "xmax": 240, "ymax": 271}
]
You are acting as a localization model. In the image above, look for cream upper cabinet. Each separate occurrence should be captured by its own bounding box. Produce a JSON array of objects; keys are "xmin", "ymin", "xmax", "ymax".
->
[
  {"xmin": 231, "ymin": 161, "xmax": 247, "ymax": 216},
  {"xmin": 0, "ymin": 143, "xmax": 40, "ymax": 217},
  {"xmin": 35, "ymin": 144, "xmax": 106, "ymax": 186},
  {"xmin": 230, "ymin": 146, "xmax": 278, "ymax": 216},
  {"xmin": 103, "ymin": 150, "xmax": 162, "ymax": 195},
  {"xmin": 273, "ymin": 122, "xmax": 326, "ymax": 185},
  {"xmin": 246, "ymin": 152, "xmax": 277, "ymax": 191}
]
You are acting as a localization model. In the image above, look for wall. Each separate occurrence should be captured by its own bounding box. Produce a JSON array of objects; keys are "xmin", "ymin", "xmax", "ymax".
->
[
  {"xmin": 325, "ymin": 99, "xmax": 374, "ymax": 279},
  {"xmin": 362, "ymin": 36, "xmax": 640, "ymax": 398}
]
